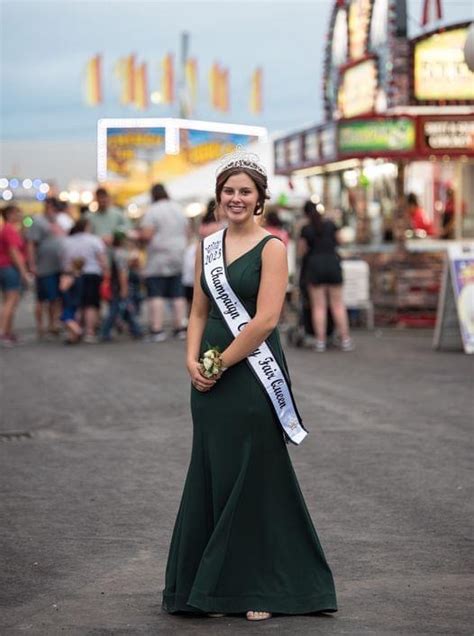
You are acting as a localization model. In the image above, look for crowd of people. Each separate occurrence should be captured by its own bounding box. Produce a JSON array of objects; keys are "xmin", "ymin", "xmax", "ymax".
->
[
  {"xmin": 0, "ymin": 182, "xmax": 359, "ymax": 351},
  {"xmin": 0, "ymin": 186, "xmax": 191, "ymax": 347}
]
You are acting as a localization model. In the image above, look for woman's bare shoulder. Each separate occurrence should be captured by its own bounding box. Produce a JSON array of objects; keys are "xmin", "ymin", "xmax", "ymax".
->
[{"xmin": 261, "ymin": 234, "xmax": 287, "ymax": 257}]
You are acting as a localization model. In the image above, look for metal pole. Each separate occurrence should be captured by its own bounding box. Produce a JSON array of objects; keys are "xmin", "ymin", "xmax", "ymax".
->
[
  {"xmin": 179, "ymin": 32, "xmax": 190, "ymax": 119},
  {"xmin": 454, "ymin": 161, "xmax": 463, "ymax": 241},
  {"xmin": 395, "ymin": 160, "xmax": 407, "ymax": 251}
]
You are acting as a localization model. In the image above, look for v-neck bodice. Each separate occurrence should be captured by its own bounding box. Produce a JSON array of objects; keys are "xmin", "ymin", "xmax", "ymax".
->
[
  {"xmin": 202, "ymin": 234, "xmax": 277, "ymax": 321},
  {"xmin": 225, "ymin": 235, "xmax": 272, "ymax": 269}
]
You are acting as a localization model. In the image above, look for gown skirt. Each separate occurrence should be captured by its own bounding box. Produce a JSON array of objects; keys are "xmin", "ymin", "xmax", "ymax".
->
[{"xmin": 162, "ymin": 237, "xmax": 337, "ymax": 615}]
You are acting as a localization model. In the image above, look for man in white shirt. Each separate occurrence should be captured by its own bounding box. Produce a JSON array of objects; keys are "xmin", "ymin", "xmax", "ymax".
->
[{"xmin": 139, "ymin": 184, "xmax": 188, "ymax": 342}]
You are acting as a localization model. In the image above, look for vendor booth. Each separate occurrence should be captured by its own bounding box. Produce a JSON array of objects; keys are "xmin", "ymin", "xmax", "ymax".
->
[{"xmin": 274, "ymin": 1, "xmax": 474, "ymax": 325}]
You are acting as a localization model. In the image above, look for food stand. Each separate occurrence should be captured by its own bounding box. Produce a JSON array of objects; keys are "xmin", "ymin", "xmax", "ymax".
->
[{"xmin": 274, "ymin": 1, "xmax": 474, "ymax": 325}]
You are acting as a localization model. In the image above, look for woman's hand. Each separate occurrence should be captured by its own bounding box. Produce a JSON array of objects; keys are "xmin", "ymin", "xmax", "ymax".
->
[{"xmin": 187, "ymin": 360, "xmax": 219, "ymax": 392}]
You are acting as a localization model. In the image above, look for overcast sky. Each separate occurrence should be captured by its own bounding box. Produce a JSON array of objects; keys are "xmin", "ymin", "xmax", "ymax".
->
[{"xmin": 1, "ymin": 0, "xmax": 473, "ymax": 142}]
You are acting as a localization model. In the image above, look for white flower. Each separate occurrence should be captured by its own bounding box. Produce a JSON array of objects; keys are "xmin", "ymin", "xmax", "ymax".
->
[
  {"xmin": 203, "ymin": 357, "xmax": 214, "ymax": 371},
  {"xmin": 203, "ymin": 349, "xmax": 218, "ymax": 360}
]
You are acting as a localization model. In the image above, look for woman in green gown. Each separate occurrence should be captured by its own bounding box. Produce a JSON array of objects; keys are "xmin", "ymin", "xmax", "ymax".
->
[{"xmin": 162, "ymin": 155, "xmax": 337, "ymax": 621}]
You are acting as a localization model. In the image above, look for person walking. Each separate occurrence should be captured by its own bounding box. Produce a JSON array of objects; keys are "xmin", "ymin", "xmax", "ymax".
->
[
  {"xmin": 88, "ymin": 188, "xmax": 127, "ymax": 247},
  {"xmin": 298, "ymin": 200, "xmax": 353, "ymax": 352},
  {"xmin": 139, "ymin": 183, "xmax": 187, "ymax": 342},
  {"xmin": 100, "ymin": 231, "xmax": 142, "ymax": 342},
  {"xmin": 0, "ymin": 205, "xmax": 30, "ymax": 346},
  {"xmin": 26, "ymin": 197, "xmax": 64, "ymax": 339},
  {"xmin": 62, "ymin": 218, "xmax": 107, "ymax": 343},
  {"xmin": 162, "ymin": 151, "xmax": 337, "ymax": 621}
]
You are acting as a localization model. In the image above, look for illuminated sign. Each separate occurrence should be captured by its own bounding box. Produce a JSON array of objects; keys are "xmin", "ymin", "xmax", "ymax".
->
[
  {"xmin": 348, "ymin": 0, "xmax": 371, "ymax": 60},
  {"xmin": 339, "ymin": 118, "xmax": 415, "ymax": 154},
  {"xmin": 332, "ymin": 8, "xmax": 348, "ymax": 66},
  {"xmin": 370, "ymin": 0, "xmax": 389, "ymax": 48},
  {"xmin": 338, "ymin": 59, "xmax": 378, "ymax": 118},
  {"xmin": 414, "ymin": 27, "xmax": 474, "ymax": 101},
  {"xmin": 105, "ymin": 128, "xmax": 166, "ymax": 180},
  {"xmin": 422, "ymin": 119, "xmax": 474, "ymax": 151},
  {"xmin": 97, "ymin": 118, "xmax": 267, "ymax": 182}
]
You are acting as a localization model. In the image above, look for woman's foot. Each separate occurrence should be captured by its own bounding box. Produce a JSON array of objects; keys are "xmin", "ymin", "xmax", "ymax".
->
[
  {"xmin": 314, "ymin": 339, "xmax": 326, "ymax": 352},
  {"xmin": 340, "ymin": 337, "xmax": 354, "ymax": 352},
  {"xmin": 246, "ymin": 611, "xmax": 272, "ymax": 621}
]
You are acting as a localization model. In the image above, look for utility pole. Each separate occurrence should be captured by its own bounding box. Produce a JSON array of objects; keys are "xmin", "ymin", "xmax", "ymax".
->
[{"xmin": 179, "ymin": 31, "xmax": 190, "ymax": 119}]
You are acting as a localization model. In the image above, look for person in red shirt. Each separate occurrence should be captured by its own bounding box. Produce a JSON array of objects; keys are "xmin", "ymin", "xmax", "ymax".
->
[
  {"xmin": 407, "ymin": 193, "xmax": 434, "ymax": 237},
  {"xmin": 0, "ymin": 205, "xmax": 30, "ymax": 346}
]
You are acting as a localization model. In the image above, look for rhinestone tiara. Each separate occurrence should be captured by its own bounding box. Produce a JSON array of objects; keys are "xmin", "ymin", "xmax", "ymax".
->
[{"xmin": 216, "ymin": 146, "xmax": 267, "ymax": 178}]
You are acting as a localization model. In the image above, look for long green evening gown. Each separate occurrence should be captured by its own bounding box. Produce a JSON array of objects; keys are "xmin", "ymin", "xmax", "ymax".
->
[{"xmin": 162, "ymin": 236, "xmax": 337, "ymax": 615}]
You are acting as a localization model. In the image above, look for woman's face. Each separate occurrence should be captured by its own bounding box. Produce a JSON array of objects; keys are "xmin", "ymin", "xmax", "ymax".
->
[{"xmin": 219, "ymin": 173, "xmax": 259, "ymax": 225}]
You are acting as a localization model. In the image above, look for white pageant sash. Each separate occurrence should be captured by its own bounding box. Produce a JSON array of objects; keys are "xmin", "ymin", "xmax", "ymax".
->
[{"xmin": 202, "ymin": 229, "xmax": 308, "ymax": 445}]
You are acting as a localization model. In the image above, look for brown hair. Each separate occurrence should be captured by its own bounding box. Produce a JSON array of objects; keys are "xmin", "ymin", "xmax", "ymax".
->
[
  {"xmin": 215, "ymin": 167, "xmax": 269, "ymax": 216},
  {"xmin": 1, "ymin": 205, "xmax": 20, "ymax": 222}
]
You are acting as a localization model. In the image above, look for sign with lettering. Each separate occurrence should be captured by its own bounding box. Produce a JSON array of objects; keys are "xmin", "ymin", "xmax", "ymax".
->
[
  {"xmin": 421, "ymin": 118, "xmax": 474, "ymax": 152},
  {"xmin": 414, "ymin": 27, "xmax": 474, "ymax": 102},
  {"xmin": 434, "ymin": 243, "xmax": 474, "ymax": 354},
  {"xmin": 98, "ymin": 118, "xmax": 267, "ymax": 183},
  {"xmin": 338, "ymin": 58, "xmax": 378, "ymax": 118},
  {"xmin": 339, "ymin": 118, "xmax": 416, "ymax": 155}
]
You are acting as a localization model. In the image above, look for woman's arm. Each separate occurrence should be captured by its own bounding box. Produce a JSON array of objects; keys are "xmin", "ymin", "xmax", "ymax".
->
[
  {"xmin": 118, "ymin": 268, "xmax": 128, "ymax": 299},
  {"xmin": 9, "ymin": 246, "xmax": 30, "ymax": 281},
  {"xmin": 186, "ymin": 244, "xmax": 216, "ymax": 390},
  {"xmin": 95, "ymin": 239, "xmax": 108, "ymax": 274},
  {"xmin": 297, "ymin": 237, "xmax": 308, "ymax": 258},
  {"xmin": 26, "ymin": 240, "xmax": 37, "ymax": 275},
  {"xmin": 220, "ymin": 239, "xmax": 287, "ymax": 369}
]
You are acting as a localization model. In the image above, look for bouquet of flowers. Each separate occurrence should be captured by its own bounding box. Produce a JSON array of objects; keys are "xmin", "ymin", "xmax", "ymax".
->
[{"xmin": 199, "ymin": 347, "xmax": 226, "ymax": 379}]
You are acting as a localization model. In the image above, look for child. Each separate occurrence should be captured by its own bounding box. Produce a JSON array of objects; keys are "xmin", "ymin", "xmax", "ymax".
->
[
  {"xmin": 100, "ymin": 232, "xmax": 142, "ymax": 341},
  {"xmin": 59, "ymin": 257, "xmax": 84, "ymax": 344},
  {"xmin": 126, "ymin": 249, "xmax": 144, "ymax": 317}
]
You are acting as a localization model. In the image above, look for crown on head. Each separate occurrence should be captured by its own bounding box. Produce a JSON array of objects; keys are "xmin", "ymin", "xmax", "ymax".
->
[{"xmin": 216, "ymin": 146, "xmax": 267, "ymax": 178}]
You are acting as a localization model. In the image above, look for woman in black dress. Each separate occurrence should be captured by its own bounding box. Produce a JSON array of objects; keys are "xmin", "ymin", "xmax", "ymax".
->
[{"xmin": 299, "ymin": 201, "xmax": 353, "ymax": 352}]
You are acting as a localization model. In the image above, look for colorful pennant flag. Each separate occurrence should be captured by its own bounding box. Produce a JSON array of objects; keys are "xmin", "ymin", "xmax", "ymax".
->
[
  {"xmin": 185, "ymin": 58, "xmax": 198, "ymax": 109},
  {"xmin": 134, "ymin": 62, "xmax": 149, "ymax": 110},
  {"xmin": 85, "ymin": 54, "xmax": 103, "ymax": 105},
  {"xmin": 250, "ymin": 67, "xmax": 263, "ymax": 114},
  {"xmin": 161, "ymin": 53, "xmax": 175, "ymax": 104},
  {"xmin": 115, "ymin": 54, "xmax": 136, "ymax": 105},
  {"xmin": 209, "ymin": 63, "xmax": 230, "ymax": 112},
  {"xmin": 219, "ymin": 68, "xmax": 230, "ymax": 112},
  {"xmin": 209, "ymin": 63, "xmax": 219, "ymax": 110}
]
